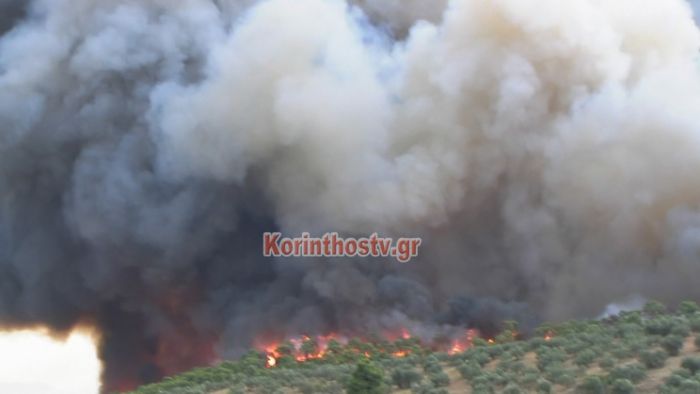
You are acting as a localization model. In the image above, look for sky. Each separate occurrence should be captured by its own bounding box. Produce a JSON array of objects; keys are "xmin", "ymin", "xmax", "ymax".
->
[{"xmin": 691, "ymin": 0, "xmax": 700, "ymax": 23}]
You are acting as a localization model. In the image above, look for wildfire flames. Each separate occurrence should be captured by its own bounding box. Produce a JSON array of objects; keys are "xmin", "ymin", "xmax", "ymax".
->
[
  {"xmin": 266, "ymin": 354, "xmax": 276, "ymax": 368},
  {"xmin": 259, "ymin": 328, "xmax": 484, "ymax": 368}
]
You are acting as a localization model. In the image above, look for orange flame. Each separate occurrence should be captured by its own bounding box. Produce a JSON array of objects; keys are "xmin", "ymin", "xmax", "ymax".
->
[
  {"xmin": 448, "ymin": 329, "xmax": 478, "ymax": 355},
  {"xmin": 256, "ymin": 327, "xmax": 491, "ymax": 368}
]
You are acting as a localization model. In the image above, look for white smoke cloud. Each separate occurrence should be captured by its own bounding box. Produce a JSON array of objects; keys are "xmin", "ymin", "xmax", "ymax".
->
[{"xmin": 149, "ymin": 0, "xmax": 700, "ymax": 317}]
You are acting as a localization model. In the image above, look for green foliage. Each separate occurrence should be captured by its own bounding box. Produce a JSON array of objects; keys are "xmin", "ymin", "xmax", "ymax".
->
[
  {"xmin": 423, "ymin": 356, "xmax": 443, "ymax": 375},
  {"xmin": 391, "ymin": 367, "xmax": 422, "ymax": 389},
  {"xmin": 544, "ymin": 365, "xmax": 576, "ymax": 387},
  {"xmin": 346, "ymin": 360, "xmax": 384, "ymax": 394},
  {"xmin": 537, "ymin": 347, "xmax": 567, "ymax": 371},
  {"xmin": 612, "ymin": 345, "xmax": 636, "ymax": 360},
  {"xmin": 639, "ymin": 349, "xmax": 668, "ymax": 369},
  {"xmin": 690, "ymin": 316, "xmax": 700, "ymax": 333},
  {"xmin": 610, "ymin": 378, "xmax": 635, "ymax": 394},
  {"xmin": 577, "ymin": 375, "xmax": 605, "ymax": 394},
  {"xmin": 679, "ymin": 301, "xmax": 700, "ymax": 315},
  {"xmin": 429, "ymin": 371, "xmax": 450, "ymax": 387},
  {"xmin": 645, "ymin": 317, "xmax": 675, "ymax": 336},
  {"xmin": 607, "ymin": 363, "xmax": 646, "ymax": 384},
  {"xmin": 677, "ymin": 379, "xmax": 700, "ymax": 394},
  {"xmin": 537, "ymin": 378, "xmax": 552, "ymax": 394},
  {"xmin": 662, "ymin": 335, "xmax": 685, "ymax": 356},
  {"xmin": 671, "ymin": 322, "xmax": 691, "ymax": 338},
  {"xmin": 458, "ymin": 361, "xmax": 482, "ymax": 380},
  {"xmin": 599, "ymin": 355, "xmax": 616, "ymax": 370},
  {"xmin": 644, "ymin": 300, "xmax": 667, "ymax": 316},
  {"xmin": 680, "ymin": 357, "xmax": 700, "ymax": 375},
  {"xmin": 502, "ymin": 383, "xmax": 523, "ymax": 394}
]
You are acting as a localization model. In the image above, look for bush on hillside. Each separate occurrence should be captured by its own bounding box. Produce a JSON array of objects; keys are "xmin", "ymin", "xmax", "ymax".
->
[
  {"xmin": 608, "ymin": 363, "xmax": 646, "ymax": 384},
  {"xmin": 680, "ymin": 357, "xmax": 700, "ymax": 375},
  {"xmin": 346, "ymin": 360, "xmax": 384, "ymax": 394},
  {"xmin": 639, "ymin": 350, "xmax": 668, "ymax": 369},
  {"xmin": 429, "ymin": 371, "xmax": 450, "ymax": 387},
  {"xmin": 577, "ymin": 376, "xmax": 605, "ymax": 394},
  {"xmin": 661, "ymin": 335, "xmax": 685, "ymax": 356},
  {"xmin": 609, "ymin": 379, "xmax": 635, "ymax": 394},
  {"xmin": 679, "ymin": 301, "xmax": 700, "ymax": 315},
  {"xmin": 391, "ymin": 367, "xmax": 422, "ymax": 389}
]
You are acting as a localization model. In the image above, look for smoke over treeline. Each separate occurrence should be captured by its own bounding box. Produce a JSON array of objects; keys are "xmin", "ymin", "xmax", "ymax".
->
[{"xmin": 1, "ymin": 0, "xmax": 700, "ymax": 391}]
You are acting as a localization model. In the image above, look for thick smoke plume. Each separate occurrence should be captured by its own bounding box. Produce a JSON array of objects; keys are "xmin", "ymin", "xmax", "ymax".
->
[{"xmin": 1, "ymin": 0, "xmax": 700, "ymax": 390}]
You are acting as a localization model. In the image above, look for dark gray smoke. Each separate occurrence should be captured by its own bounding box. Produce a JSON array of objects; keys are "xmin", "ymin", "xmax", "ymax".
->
[{"xmin": 2, "ymin": 0, "xmax": 700, "ymax": 391}]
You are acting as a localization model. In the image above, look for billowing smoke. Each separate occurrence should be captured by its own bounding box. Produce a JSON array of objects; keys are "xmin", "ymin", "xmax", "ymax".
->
[{"xmin": 2, "ymin": 0, "xmax": 700, "ymax": 390}]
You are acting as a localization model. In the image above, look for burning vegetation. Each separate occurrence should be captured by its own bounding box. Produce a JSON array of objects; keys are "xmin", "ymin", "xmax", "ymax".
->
[
  {"xmin": 128, "ymin": 301, "xmax": 700, "ymax": 394},
  {"xmin": 257, "ymin": 328, "xmax": 484, "ymax": 369}
]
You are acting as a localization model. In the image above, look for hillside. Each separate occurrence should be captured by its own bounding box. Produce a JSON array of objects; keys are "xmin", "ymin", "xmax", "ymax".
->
[{"xmin": 128, "ymin": 301, "xmax": 700, "ymax": 394}]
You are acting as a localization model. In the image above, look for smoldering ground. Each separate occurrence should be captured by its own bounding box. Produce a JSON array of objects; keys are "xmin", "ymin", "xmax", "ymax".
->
[{"xmin": 2, "ymin": 0, "xmax": 700, "ymax": 390}]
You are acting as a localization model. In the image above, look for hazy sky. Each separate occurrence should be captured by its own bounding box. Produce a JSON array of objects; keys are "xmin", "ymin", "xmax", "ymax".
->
[{"xmin": 691, "ymin": 0, "xmax": 700, "ymax": 21}]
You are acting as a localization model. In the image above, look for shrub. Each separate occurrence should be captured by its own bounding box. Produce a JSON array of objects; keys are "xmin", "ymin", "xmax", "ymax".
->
[
  {"xmin": 695, "ymin": 336, "xmax": 700, "ymax": 350},
  {"xmin": 391, "ymin": 367, "xmax": 422, "ymax": 389},
  {"xmin": 470, "ymin": 375, "xmax": 494, "ymax": 394},
  {"xmin": 346, "ymin": 360, "xmax": 384, "ymax": 394},
  {"xmin": 520, "ymin": 370, "xmax": 539, "ymax": 386},
  {"xmin": 412, "ymin": 383, "xmax": 449, "ymax": 394},
  {"xmin": 690, "ymin": 316, "xmax": 700, "ymax": 333},
  {"xmin": 228, "ymin": 387, "xmax": 245, "ymax": 394},
  {"xmin": 424, "ymin": 361, "xmax": 443, "ymax": 374},
  {"xmin": 645, "ymin": 318, "xmax": 674, "ymax": 336},
  {"xmin": 297, "ymin": 380, "xmax": 323, "ymax": 394},
  {"xmin": 608, "ymin": 363, "xmax": 646, "ymax": 384},
  {"xmin": 565, "ymin": 339, "xmax": 588, "ymax": 355},
  {"xmin": 537, "ymin": 348, "xmax": 567, "ymax": 371},
  {"xmin": 679, "ymin": 301, "xmax": 700, "ymax": 315},
  {"xmin": 537, "ymin": 379, "xmax": 552, "ymax": 394},
  {"xmin": 483, "ymin": 371, "xmax": 508, "ymax": 386},
  {"xmin": 644, "ymin": 300, "xmax": 667, "ymax": 316},
  {"xmin": 681, "ymin": 357, "xmax": 700, "ymax": 375},
  {"xmin": 429, "ymin": 371, "xmax": 450, "ymax": 388},
  {"xmin": 671, "ymin": 322, "xmax": 691, "ymax": 338},
  {"xmin": 664, "ymin": 370, "xmax": 692, "ymax": 390},
  {"xmin": 609, "ymin": 379, "xmax": 635, "ymax": 394},
  {"xmin": 509, "ymin": 345, "xmax": 526, "ymax": 359},
  {"xmin": 575, "ymin": 349, "xmax": 597, "ymax": 367},
  {"xmin": 577, "ymin": 376, "xmax": 605, "ymax": 394},
  {"xmin": 469, "ymin": 350, "xmax": 492, "ymax": 366},
  {"xmin": 545, "ymin": 366, "xmax": 576, "ymax": 387},
  {"xmin": 458, "ymin": 361, "xmax": 482, "ymax": 380},
  {"xmin": 662, "ymin": 335, "xmax": 685, "ymax": 356},
  {"xmin": 678, "ymin": 379, "xmax": 700, "ymax": 394},
  {"xmin": 639, "ymin": 350, "xmax": 667, "ymax": 369},
  {"xmin": 612, "ymin": 345, "xmax": 635, "ymax": 360},
  {"xmin": 620, "ymin": 311, "xmax": 643, "ymax": 324},
  {"xmin": 502, "ymin": 383, "xmax": 523, "ymax": 394},
  {"xmin": 599, "ymin": 356, "xmax": 615, "ymax": 370}
]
